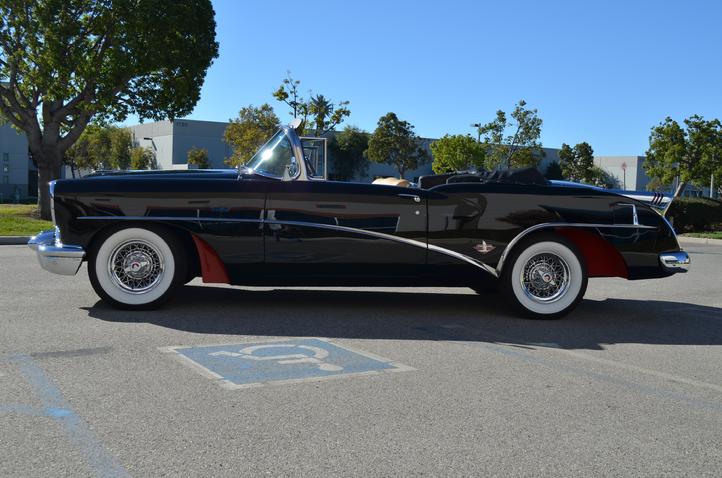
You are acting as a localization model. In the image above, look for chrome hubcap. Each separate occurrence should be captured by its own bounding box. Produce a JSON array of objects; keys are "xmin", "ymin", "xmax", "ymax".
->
[
  {"xmin": 520, "ymin": 253, "xmax": 570, "ymax": 303},
  {"xmin": 108, "ymin": 240, "xmax": 164, "ymax": 294}
]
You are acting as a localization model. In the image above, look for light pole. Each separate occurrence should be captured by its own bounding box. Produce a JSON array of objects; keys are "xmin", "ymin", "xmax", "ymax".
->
[
  {"xmin": 470, "ymin": 123, "xmax": 481, "ymax": 142},
  {"xmin": 142, "ymin": 137, "xmax": 157, "ymax": 151}
]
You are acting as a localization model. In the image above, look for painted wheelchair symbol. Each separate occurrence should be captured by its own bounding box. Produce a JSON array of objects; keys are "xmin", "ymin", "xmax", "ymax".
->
[{"xmin": 209, "ymin": 343, "xmax": 344, "ymax": 372}]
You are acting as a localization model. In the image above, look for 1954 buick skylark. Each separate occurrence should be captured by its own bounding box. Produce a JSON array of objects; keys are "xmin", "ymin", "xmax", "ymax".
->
[{"xmin": 29, "ymin": 123, "xmax": 690, "ymax": 319}]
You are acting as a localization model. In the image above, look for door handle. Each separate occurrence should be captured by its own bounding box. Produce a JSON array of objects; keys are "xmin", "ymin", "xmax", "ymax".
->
[{"xmin": 398, "ymin": 194, "xmax": 421, "ymax": 203}]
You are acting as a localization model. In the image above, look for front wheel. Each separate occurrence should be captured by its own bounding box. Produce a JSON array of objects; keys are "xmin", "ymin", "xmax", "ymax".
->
[
  {"xmin": 88, "ymin": 226, "xmax": 187, "ymax": 310},
  {"xmin": 501, "ymin": 233, "xmax": 587, "ymax": 319}
]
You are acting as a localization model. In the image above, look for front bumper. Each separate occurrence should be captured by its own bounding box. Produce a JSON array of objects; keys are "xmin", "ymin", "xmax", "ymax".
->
[
  {"xmin": 659, "ymin": 250, "xmax": 690, "ymax": 274},
  {"xmin": 28, "ymin": 229, "xmax": 85, "ymax": 276}
]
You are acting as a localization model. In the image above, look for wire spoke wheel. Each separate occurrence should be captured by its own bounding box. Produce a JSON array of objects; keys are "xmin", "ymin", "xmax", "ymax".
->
[
  {"xmin": 519, "ymin": 252, "xmax": 571, "ymax": 303},
  {"xmin": 108, "ymin": 239, "xmax": 165, "ymax": 294}
]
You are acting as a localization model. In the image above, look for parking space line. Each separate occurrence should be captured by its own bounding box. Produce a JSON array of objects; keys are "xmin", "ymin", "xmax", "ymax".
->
[
  {"xmin": 471, "ymin": 328, "xmax": 722, "ymax": 394},
  {"xmin": 415, "ymin": 326, "xmax": 722, "ymax": 413},
  {"xmin": 6, "ymin": 354, "xmax": 130, "ymax": 478}
]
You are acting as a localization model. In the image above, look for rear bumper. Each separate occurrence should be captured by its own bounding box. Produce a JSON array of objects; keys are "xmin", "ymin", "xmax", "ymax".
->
[
  {"xmin": 659, "ymin": 250, "xmax": 690, "ymax": 274},
  {"xmin": 28, "ymin": 229, "xmax": 85, "ymax": 276}
]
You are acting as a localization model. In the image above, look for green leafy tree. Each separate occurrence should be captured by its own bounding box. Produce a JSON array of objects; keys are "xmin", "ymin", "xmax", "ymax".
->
[
  {"xmin": 224, "ymin": 104, "xmax": 280, "ymax": 167},
  {"xmin": 273, "ymin": 72, "xmax": 350, "ymax": 136},
  {"xmin": 272, "ymin": 71, "xmax": 307, "ymax": 121},
  {"xmin": 559, "ymin": 142, "xmax": 595, "ymax": 183},
  {"xmin": 477, "ymin": 100, "xmax": 543, "ymax": 169},
  {"xmin": 430, "ymin": 134, "xmax": 486, "ymax": 174},
  {"xmin": 129, "ymin": 146, "xmax": 155, "ymax": 170},
  {"xmin": 64, "ymin": 124, "xmax": 132, "ymax": 172},
  {"xmin": 544, "ymin": 161, "xmax": 564, "ymax": 180},
  {"xmin": 644, "ymin": 115, "xmax": 722, "ymax": 197},
  {"xmin": 589, "ymin": 165, "xmax": 619, "ymax": 189},
  {"xmin": 366, "ymin": 112, "xmax": 428, "ymax": 179},
  {"xmin": 307, "ymin": 94, "xmax": 350, "ymax": 137},
  {"xmin": 0, "ymin": 0, "xmax": 219, "ymax": 218},
  {"xmin": 187, "ymin": 146, "xmax": 210, "ymax": 169},
  {"xmin": 330, "ymin": 125, "xmax": 369, "ymax": 181}
]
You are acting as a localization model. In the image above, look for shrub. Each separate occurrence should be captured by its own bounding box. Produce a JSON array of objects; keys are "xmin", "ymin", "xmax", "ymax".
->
[{"xmin": 666, "ymin": 197, "xmax": 722, "ymax": 232}]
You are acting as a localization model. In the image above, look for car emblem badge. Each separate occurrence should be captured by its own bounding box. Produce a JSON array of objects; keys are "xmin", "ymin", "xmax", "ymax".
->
[{"xmin": 474, "ymin": 241, "xmax": 495, "ymax": 254}]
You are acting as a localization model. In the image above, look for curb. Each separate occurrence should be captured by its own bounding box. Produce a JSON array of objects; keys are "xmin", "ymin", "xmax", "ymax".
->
[
  {"xmin": 678, "ymin": 236, "xmax": 722, "ymax": 246},
  {"xmin": 0, "ymin": 236, "xmax": 30, "ymax": 245}
]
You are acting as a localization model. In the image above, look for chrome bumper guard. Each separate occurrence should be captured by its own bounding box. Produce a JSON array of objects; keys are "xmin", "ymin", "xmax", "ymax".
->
[
  {"xmin": 659, "ymin": 250, "xmax": 690, "ymax": 273},
  {"xmin": 28, "ymin": 229, "xmax": 85, "ymax": 276}
]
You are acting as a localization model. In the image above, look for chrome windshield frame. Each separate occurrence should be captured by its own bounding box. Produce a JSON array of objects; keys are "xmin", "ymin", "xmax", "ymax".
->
[{"xmin": 239, "ymin": 124, "xmax": 310, "ymax": 181}]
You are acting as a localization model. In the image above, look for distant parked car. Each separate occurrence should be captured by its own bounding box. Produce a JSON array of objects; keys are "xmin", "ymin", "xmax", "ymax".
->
[{"xmin": 29, "ymin": 123, "xmax": 689, "ymax": 319}]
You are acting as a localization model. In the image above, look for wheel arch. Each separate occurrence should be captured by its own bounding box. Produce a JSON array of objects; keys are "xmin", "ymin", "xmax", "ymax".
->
[
  {"xmin": 86, "ymin": 221, "xmax": 200, "ymax": 279},
  {"xmin": 496, "ymin": 224, "xmax": 628, "ymax": 279}
]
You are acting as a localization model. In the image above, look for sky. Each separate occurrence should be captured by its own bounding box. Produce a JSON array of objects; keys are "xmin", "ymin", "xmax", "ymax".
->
[{"xmin": 179, "ymin": 0, "xmax": 722, "ymax": 156}]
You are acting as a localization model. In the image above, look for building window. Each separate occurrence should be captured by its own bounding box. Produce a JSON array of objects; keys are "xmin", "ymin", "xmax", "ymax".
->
[
  {"xmin": 2, "ymin": 165, "xmax": 8, "ymax": 173},
  {"xmin": 2, "ymin": 175, "xmax": 9, "ymax": 184},
  {"xmin": 2, "ymin": 153, "xmax": 8, "ymax": 162}
]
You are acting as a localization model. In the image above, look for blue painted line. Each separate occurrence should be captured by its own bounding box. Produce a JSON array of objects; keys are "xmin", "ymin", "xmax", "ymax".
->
[
  {"xmin": 0, "ymin": 403, "xmax": 48, "ymax": 417},
  {"xmin": 7, "ymin": 354, "xmax": 130, "ymax": 478}
]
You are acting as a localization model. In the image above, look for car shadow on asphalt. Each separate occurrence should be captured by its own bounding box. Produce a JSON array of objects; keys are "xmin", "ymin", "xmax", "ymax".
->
[{"xmin": 83, "ymin": 285, "xmax": 722, "ymax": 350}]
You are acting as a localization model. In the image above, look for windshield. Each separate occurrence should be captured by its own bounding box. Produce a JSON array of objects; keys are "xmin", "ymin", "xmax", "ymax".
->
[{"xmin": 244, "ymin": 130, "xmax": 299, "ymax": 178}]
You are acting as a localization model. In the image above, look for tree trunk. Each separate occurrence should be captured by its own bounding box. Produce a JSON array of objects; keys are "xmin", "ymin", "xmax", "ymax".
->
[
  {"xmin": 35, "ymin": 148, "xmax": 63, "ymax": 221},
  {"xmin": 673, "ymin": 180, "xmax": 688, "ymax": 198}
]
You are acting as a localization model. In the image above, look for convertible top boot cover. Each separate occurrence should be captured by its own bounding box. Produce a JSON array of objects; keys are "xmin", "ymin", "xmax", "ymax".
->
[{"xmin": 486, "ymin": 167, "xmax": 549, "ymax": 186}]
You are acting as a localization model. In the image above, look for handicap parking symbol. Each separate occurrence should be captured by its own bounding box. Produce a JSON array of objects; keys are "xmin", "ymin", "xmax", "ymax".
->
[{"xmin": 161, "ymin": 338, "xmax": 413, "ymax": 389}]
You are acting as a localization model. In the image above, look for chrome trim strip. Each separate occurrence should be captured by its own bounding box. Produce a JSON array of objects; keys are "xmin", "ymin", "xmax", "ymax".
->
[
  {"xmin": 76, "ymin": 217, "xmax": 655, "ymax": 279},
  {"xmin": 78, "ymin": 216, "xmax": 262, "ymax": 223},
  {"xmin": 495, "ymin": 222, "xmax": 656, "ymax": 274},
  {"xmin": 264, "ymin": 219, "xmax": 500, "ymax": 278}
]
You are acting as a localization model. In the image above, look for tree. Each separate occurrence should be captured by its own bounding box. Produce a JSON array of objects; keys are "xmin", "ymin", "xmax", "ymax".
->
[
  {"xmin": 307, "ymin": 94, "xmax": 350, "ymax": 137},
  {"xmin": 544, "ymin": 161, "xmax": 564, "ymax": 180},
  {"xmin": 476, "ymin": 100, "xmax": 544, "ymax": 169},
  {"xmin": 430, "ymin": 134, "xmax": 486, "ymax": 174},
  {"xmin": 366, "ymin": 112, "xmax": 428, "ymax": 179},
  {"xmin": 129, "ymin": 147, "xmax": 155, "ymax": 170},
  {"xmin": 64, "ymin": 124, "xmax": 132, "ymax": 172},
  {"xmin": 272, "ymin": 71, "xmax": 307, "ymax": 120},
  {"xmin": 644, "ymin": 115, "xmax": 722, "ymax": 197},
  {"xmin": 559, "ymin": 142, "xmax": 595, "ymax": 183},
  {"xmin": 273, "ymin": 72, "xmax": 350, "ymax": 136},
  {"xmin": 588, "ymin": 165, "xmax": 619, "ymax": 189},
  {"xmin": 330, "ymin": 125, "xmax": 369, "ymax": 181},
  {"xmin": 223, "ymin": 104, "xmax": 280, "ymax": 167},
  {"xmin": 187, "ymin": 146, "xmax": 209, "ymax": 169},
  {"xmin": 0, "ymin": 0, "xmax": 219, "ymax": 218}
]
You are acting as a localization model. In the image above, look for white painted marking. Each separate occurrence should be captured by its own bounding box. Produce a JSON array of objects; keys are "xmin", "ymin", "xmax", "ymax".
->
[
  {"xmin": 210, "ymin": 343, "xmax": 344, "ymax": 372},
  {"xmin": 470, "ymin": 328, "xmax": 722, "ymax": 394}
]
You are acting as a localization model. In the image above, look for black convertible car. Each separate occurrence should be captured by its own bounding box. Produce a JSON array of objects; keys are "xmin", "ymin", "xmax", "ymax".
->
[{"xmin": 29, "ymin": 123, "xmax": 689, "ymax": 318}]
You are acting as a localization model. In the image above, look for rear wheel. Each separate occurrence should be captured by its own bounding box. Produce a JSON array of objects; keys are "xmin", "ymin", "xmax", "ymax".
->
[
  {"xmin": 88, "ymin": 226, "xmax": 187, "ymax": 310},
  {"xmin": 501, "ymin": 233, "xmax": 587, "ymax": 319}
]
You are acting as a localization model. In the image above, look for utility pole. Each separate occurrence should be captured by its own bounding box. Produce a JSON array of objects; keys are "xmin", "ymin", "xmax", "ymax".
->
[{"xmin": 711, "ymin": 174, "xmax": 715, "ymax": 198}]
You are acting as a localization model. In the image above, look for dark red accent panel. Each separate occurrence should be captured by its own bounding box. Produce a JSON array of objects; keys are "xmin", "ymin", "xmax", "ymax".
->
[
  {"xmin": 555, "ymin": 228, "xmax": 628, "ymax": 278},
  {"xmin": 191, "ymin": 235, "xmax": 230, "ymax": 284}
]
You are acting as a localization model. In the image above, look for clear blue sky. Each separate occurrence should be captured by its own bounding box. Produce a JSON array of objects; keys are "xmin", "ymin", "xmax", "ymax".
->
[{"xmin": 183, "ymin": 0, "xmax": 721, "ymax": 156}]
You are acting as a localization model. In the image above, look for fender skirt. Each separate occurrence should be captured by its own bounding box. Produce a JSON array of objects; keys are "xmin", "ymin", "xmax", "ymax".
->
[
  {"xmin": 555, "ymin": 228, "xmax": 628, "ymax": 278},
  {"xmin": 191, "ymin": 235, "xmax": 230, "ymax": 284}
]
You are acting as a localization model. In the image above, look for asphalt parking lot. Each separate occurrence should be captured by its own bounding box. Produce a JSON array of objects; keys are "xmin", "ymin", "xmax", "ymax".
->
[{"xmin": 1, "ymin": 244, "xmax": 721, "ymax": 477}]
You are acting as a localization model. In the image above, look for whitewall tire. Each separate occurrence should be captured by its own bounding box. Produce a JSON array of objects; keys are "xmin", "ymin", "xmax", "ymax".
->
[
  {"xmin": 502, "ymin": 233, "xmax": 587, "ymax": 319},
  {"xmin": 88, "ymin": 226, "xmax": 186, "ymax": 310}
]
